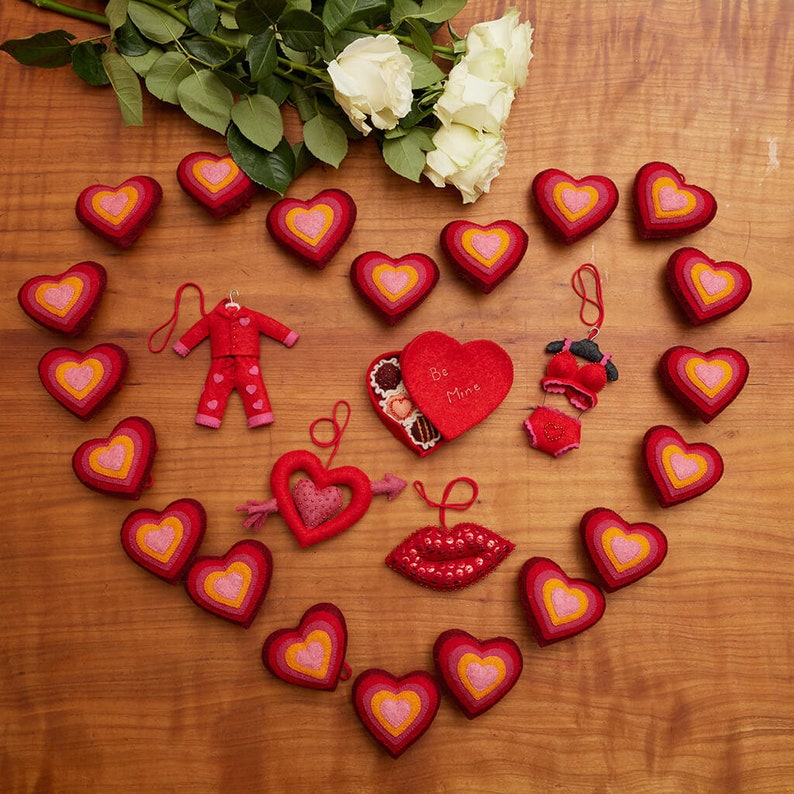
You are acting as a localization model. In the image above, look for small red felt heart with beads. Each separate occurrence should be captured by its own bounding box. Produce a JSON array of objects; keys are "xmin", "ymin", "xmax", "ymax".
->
[
  {"xmin": 579, "ymin": 507, "xmax": 668, "ymax": 592},
  {"xmin": 262, "ymin": 602, "xmax": 349, "ymax": 691},
  {"xmin": 18, "ymin": 261, "xmax": 107, "ymax": 336},
  {"xmin": 72, "ymin": 416, "xmax": 157, "ymax": 500},
  {"xmin": 531, "ymin": 169, "xmax": 619, "ymax": 244},
  {"xmin": 38, "ymin": 343, "xmax": 128, "ymax": 420},
  {"xmin": 266, "ymin": 188, "xmax": 356, "ymax": 269},
  {"xmin": 433, "ymin": 629, "xmax": 523, "ymax": 719},
  {"xmin": 352, "ymin": 669, "xmax": 441, "ymax": 758},
  {"xmin": 666, "ymin": 247, "xmax": 752, "ymax": 325},
  {"xmin": 120, "ymin": 498, "xmax": 206, "ymax": 584},
  {"xmin": 641, "ymin": 425, "xmax": 724, "ymax": 507},
  {"xmin": 440, "ymin": 219, "xmax": 528, "ymax": 292},
  {"xmin": 518, "ymin": 557, "xmax": 605, "ymax": 647},
  {"xmin": 75, "ymin": 176, "xmax": 163, "ymax": 248},
  {"xmin": 185, "ymin": 539, "xmax": 272, "ymax": 628},
  {"xmin": 659, "ymin": 345, "xmax": 749, "ymax": 423},
  {"xmin": 350, "ymin": 251, "xmax": 439, "ymax": 325},
  {"xmin": 177, "ymin": 151, "xmax": 258, "ymax": 219},
  {"xmin": 632, "ymin": 162, "xmax": 716, "ymax": 239}
]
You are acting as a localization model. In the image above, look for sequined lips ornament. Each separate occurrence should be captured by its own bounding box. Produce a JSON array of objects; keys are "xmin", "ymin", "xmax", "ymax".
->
[{"xmin": 177, "ymin": 151, "xmax": 258, "ymax": 219}]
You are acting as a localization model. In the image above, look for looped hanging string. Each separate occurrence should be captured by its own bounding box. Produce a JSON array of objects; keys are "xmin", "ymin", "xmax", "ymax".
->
[
  {"xmin": 309, "ymin": 400, "xmax": 351, "ymax": 470},
  {"xmin": 413, "ymin": 477, "xmax": 479, "ymax": 532},
  {"xmin": 147, "ymin": 282, "xmax": 207, "ymax": 353},
  {"xmin": 571, "ymin": 264, "xmax": 605, "ymax": 340}
]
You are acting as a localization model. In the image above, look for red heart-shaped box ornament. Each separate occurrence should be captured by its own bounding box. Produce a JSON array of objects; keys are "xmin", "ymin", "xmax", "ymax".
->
[
  {"xmin": 352, "ymin": 669, "xmax": 441, "ymax": 758},
  {"xmin": 120, "ymin": 498, "xmax": 207, "ymax": 584},
  {"xmin": 531, "ymin": 169, "xmax": 619, "ymax": 245},
  {"xmin": 579, "ymin": 507, "xmax": 668, "ymax": 592},
  {"xmin": 177, "ymin": 151, "xmax": 258, "ymax": 219},
  {"xmin": 262, "ymin": 602, "xmax": 349, "ymax": 691},
  {"xmin": 433, "ymin": 629, "xmax": 523, "ymax": 719}
]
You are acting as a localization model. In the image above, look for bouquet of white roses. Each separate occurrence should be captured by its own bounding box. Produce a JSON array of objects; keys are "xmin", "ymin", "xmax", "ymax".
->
[{"xmin": 3, "ymin": 0, "xmax": 532, "ymax": 202}]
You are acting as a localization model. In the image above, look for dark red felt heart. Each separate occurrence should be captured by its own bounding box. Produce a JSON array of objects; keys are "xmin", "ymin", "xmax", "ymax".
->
[{"xmin": 176, "ymin": 151, "xmax": 258, "ymax": 219}]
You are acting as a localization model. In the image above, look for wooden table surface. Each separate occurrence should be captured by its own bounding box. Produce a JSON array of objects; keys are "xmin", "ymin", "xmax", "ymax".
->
[{"xmin": 2, "ymin": 1, "xmax": 793, "ymax": 791}]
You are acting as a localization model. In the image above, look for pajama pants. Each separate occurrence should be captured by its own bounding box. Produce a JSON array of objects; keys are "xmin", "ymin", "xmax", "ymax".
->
[{"xmin": 195, "ymin": 356, "xmax": 273, "ymax": 429}]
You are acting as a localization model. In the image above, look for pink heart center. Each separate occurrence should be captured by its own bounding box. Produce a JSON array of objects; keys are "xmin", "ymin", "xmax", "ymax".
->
[
  {"xmin": 99, "ymin": 193, "xmax": 130, "ymax": 216},
  {"xmin": 658, "ymin": 185, "xmax": 688, "ymax": 212},
  {"xmin": 380, "ymin": 699, "xmax": 412, "ymax": 728},
  {"xmin": 239, "ymin": 317, "xmax": 250, "ymax": 327},
  {"xmin": 64, "ymin": 365, "xmax": 94, "ymax": 391},
  {"xmin": 699, "ymin": 271, "xmax": 728, "ymax": 296},
  {"xmin": 610, "ymin": 536, "xmax": 642, "ymax": 565},
  {"xmin": 200, "ymin": 161, "xmax": 231, "ymax": 185},
  {"xmin": 694, "ymin": 362, "xmax": 725, "ymax": 389},
  {"xmin": 670, "ymin": 453, "xmax": 699, "ymax": 480},
  {"xmin": 560, "ymin": 188, "xmax": 591, "ymax": 213},
  {"xmin": 144, "ymin": 525, "xmax": 176, "ymax": 555},
  {"xmin": 97, "ymin": 444, "xmax": 127, "ymax": 471},
  {"xmin": 43, "ymin": 284, "xmax": 74, "ymax": 310},
  {"xmin": 293, "ymin": 210, "xmax": 326, "ymax": 238},
  {"xmin": 466, "ymin": 662, "xmax": 499, "ymax": 691},
  {"xmin": 213, "ymin": 571, "xmax": 243, "ymax": 600},
  {"xmin": 379, "ymin": 270, "xmax": 410, "ymax": 294},
  {"xmin": 295, "ymin": 641, "xmax": 325, "ymax": 670},
  {"xmin": 292, "ymin": 479, "xmax": 344, "ymax": 529},
  {"xmin": 470, "ymin": 233, "xmax": 502, "ymax": 259},
  {"xmin": 551, "ymin": 588, "xmax": 581, "ymax": 618}
]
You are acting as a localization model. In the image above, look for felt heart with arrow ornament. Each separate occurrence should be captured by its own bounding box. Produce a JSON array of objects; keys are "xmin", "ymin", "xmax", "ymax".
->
[{"xmin": 177, "ymin": 151, "xmax": 258, "ymax": 219}]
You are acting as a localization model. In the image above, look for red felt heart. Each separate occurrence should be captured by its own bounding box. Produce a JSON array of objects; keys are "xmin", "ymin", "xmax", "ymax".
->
[
  {"xmin": 440, "ymin": 219, "xmax": 528, "ymax": 293},
  {"xmin": 352, "ymin": 669, "xmax": 441, "ymax": 758},
  {"xmin": 518, "ymin": 557, "xmax": 606, "ymax": 647},
  {"xmin": 632, "ymin": 162, "xmax": 716, "ymax": 239},
  {"xmin": 75, "ymin": 176, "xmax": 163, "ymax": 248},
  {"xmin": 531, "ymin": 169, "xmax": 619, "ymax": 244},
  {"xmin": 270, "ymin": 449, "xmax": 373, "ymax": 548},
  {"xmin": 185, "ymin": 539, "xmax": 272, "ymax": 628},
  {"xmin": 400, "ymin": 331, "xmax": 514, "ymax": 442},
  {"xmin": 262, "ymin": 602, "xmax": 349, "ymax": 691},
  {"xmin": 266, "ymin": 189, "xmax": 356, "ymax": 269},
  {"xmin": 579, "ymin": 507, "xmax": 668, "ymax": 592},
  {"xmin": 120, "ymin": 498, "xmax": 207, "ymax": 584},
  {"xmin": 659, "ymin": 345, "xmax": 749, "ymax": 423},
  {"xmin": 641, "ymin": 425, "xmax": 724, "ymax": 507},
  {"xmin": 433, "ymin": 629, "xmax": 523, "ymax": 719},
  {"xmin": 666, "ymin": 247, "xmax": 752, "ymax": 325},
  {"xmin": 350, "ymin": 251, "xmax": 439, "ymax": 325},
  {"xmin": 72, "ymin": 416, "xmax": 157, "ymax": 500},
  {"xmin": 177, "ymin": 151, "xmax": 258, "ymax": 219},
  {"xmin": 18, "ymin": 261, "xmax": 107, "ymax": 336},
  {"xmin": 38, "ymin": 343, "xmax": 128, "ymax": 420}
]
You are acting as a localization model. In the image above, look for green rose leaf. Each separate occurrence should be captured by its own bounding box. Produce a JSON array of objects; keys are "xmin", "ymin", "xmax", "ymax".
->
[
  {"xmin": 145, "ymin": 51, "xmax": 192, "ymax": 104},
  {"xmin": 230, "ymin": 94, "xmax": 284, "ymax": 151},
  {"xmin": 236, "ymin": 0, "xmax": 286, "ymax": 34},
  {"xmin": 292, "ymin": 141, "xmax": 315, "ymax": 179},
  {"xmin": 128, "ymin": 1, "xmax": 187, "ymax": 44},
  {"xmin": 0, "ymin": 30, "xmax": 75, "ymax": 68},
  {"xmin": 303, "ymin": 113, "xmax": 347, "ymax": 168},
  {"xmin": 406, "ymin": 18, "xmax": 435, "ymax": 61},
  {"xmin": 257, "ymin": 73, "xmax": 292, "ymax": 105},
  {"xmin": 412, "ymin": 0, "xmax": 467, "ymax": 23},
  {"xmin": 101, "ymin": 50, "xmax": 144, "ymax": 125},
  {"xmin": 227, "ymin": 125, "xmax": 295, "ymax": 194},
  {"xmin": 277, "ymin": 10, "xmax": 325, "ymax": 53},
  {"xmin": 247, "ymin": 28, "xmax": 278, "ymax": 81},
  {"xmin": 177, "ymin": 70, "xmax": 234, "ymax": 134},
  {"xmin": 382, "ymin": 126, "xmax": 434, "ymax": 182},
  {"xmin": 113, "ymin": 19, "xmax": 153, "ymax": 57},
  {"xmin": 105, "ymin": 0, "xmax": 130, "ymax": 35},
  {"xmin": 183, "ymin": 38, "xmax": 232, "ymax": 67},
  {"xmin": 322, "ymin": 0, "xmax": 357, "ymax": 36},
  {"xmin": 71, "ymin": 42, "xmax": 110, "ymax": 86},
  {"xmin": 187, "ymin": 0, "xmax": 220, "ymax": 38},
  {"xmin": 123, "ymin": 47, "xmax": 164, "ymax": 78},
  {"xmin": 390, "ymin": 0, "xmax": 420, "ymax": 26},
  {"xmin": 400, "ymin": 46, "xmax": 444, "ymax": 89}
]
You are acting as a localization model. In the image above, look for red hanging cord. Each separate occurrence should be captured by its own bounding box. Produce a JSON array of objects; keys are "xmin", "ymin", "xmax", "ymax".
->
[
  {"xmin": 147, "ymin": 282, "xmax": 207, "ymax": 353},
  {"xmin": 413, "ymin": 477, "xmax": 479, "ymax": 531},
  {"xmin": 309, "ymin": 400, "xmax": 351, "ymax": 469},
  {"xmin": 571, "ymin": 264, "xmax": 605, "ymax": 340}
]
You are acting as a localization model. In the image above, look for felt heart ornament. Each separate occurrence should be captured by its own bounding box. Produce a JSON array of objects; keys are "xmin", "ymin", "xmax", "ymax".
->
[
  {"xmin": 262, "ymin": 602, "xmax": 349, "ymax": 690},
  {"xmin": 632, "ymin": 162, "xmax": 717, "ymax": 239},
  {"xmin": 350, "ymin": 251, "xmax": 439, "ymax": 324},
  {"xmin": 38, "ymin": 343, "xmax": 129, "ymax": 420},
  {"xmin": 439, "ymin": 219, "xmax": 528, "ymax": 293},
  {"xmin": 120, "ymin": 498, "xmax": 207, "ymax": 584},
  {"xmin": 531, "ymin": 169, "xmax": 619, "ymax": 244},
  {"xmin": 352, "ymin": 669, "xmax": 441, "ymax": 758},
  {"xmin": 666, "ymin": 247, "xmax": 752, "ymax": 325},
  {"xmin": 266, "ymin": 188, "xmax": 356, "ymax": 269},
  {"xmin": 579, "ymin": 507, "xmax": 668, "ymax": 592},
  {"xmin": 177, "ymin": 151, "xmax": 258, "ymax": 219},
  {"xmin": 75, "ymin": 176, "xmax": 163, "ymax": 248},
  {"xmin": 18, "ymin": 261, "xmax": 107, "ymax": 336},
  {"xmin": 185, "ymin": 539, "xmax": 272, "ymax": 628},
  {"xmin": 72, "ymin": 416, "xmax": 157, "ymax": 500},
  {"xmin": 433, "ymin": 629, "xmax": 523, "ymax": 719},
  {"xmin": 642, "ymin": 425, "xmax": 724, "ymax": 507},
  {"xmin": 518, "ymin": 557, "xmax": 606, "ymax": 647},
  {"xmin": 659, "ymin": 345, "xmax": 749, "ymax": 423}
]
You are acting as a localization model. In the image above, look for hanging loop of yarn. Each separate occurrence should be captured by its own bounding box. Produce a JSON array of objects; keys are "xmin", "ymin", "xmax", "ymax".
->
[
  {"xmin": 413, "ymin": 477, "xmax": 480, "ymax": 531},
  {"xmin": 147, "ymin": 281, "xmax": 207, "ymax": 353},
  {"xmin": 309, "ymin": 400, "xmax": 351, "ymax": 469},
  {"xmin": 571, "ymin": 263, "xmax": 605, "ymax": 340}
]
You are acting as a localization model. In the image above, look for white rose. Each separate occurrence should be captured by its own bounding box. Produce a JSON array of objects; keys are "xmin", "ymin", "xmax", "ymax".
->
[
  {"xmin": 326, "ymin": 35, "xmax": 414, "ymax": 136},
  {"xmin": 423, "ymin": 123, "xmax": 508, "ymax": 204},
  {"xmin": 464, "ymin": 8, "xmax": 534, "ymax": 89}
]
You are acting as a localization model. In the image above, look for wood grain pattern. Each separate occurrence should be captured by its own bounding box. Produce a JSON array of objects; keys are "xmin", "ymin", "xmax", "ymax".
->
[{"xmin": 1, "ymin": 1, "xmax": 793, "ymax": 791}]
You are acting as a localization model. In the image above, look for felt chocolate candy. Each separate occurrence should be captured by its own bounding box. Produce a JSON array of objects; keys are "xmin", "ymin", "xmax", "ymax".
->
[
  {"xmin": 531, "ymin": 169, "xmax": 619, "ymax": 244},
  {"xmin": 176, "ymin": 151, "xmax": 258, "ymax": 219},
  {"xmin": 18, "ymin": 261, "xmax": 107, "ymax": 336},
  {"xmin": 75, "ymin": 176, "xmax": 163, "ymax": 248},
  {"xmin": 38, "ymin": 343, "xmax": 128, "ymax": 420},
  {"xmin": 440, "ymin": 219, "xmax": 528, "ymax": 292},
  {"xmin": 666, "ymin": 247, "xmax": 752, "ymax": 325},
  {"xmin": 632, "ymin": 162, "xmax": 716, "ymax": 239},
  {"xmin": 266, "ymin": 188, "xmax": 356, "ymax": 268}
]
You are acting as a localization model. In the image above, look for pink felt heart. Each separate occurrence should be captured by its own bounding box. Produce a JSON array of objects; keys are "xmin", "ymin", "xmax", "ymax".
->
[
  {"xmin": 291, "ymin": 478, "xmax": 344, "ymax": 529},
  {"xmin": 177, "ymin": 151, "xmax": 258, "ymax": 219}
]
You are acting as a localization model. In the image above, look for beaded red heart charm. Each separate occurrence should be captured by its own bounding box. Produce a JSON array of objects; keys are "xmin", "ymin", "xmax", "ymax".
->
[
  {"xmin": 632, "ymin": 162, "xmax": 716, "ymax": 239},
  {"xmin": 18, "ymin": 261, "xmax": 107, "ymax": 336},
  {"xmin": 642, "ymin": 425, "xmax": 724, "ymax": 507},
  {"xmin": 531, "ymin": 169, "xmax": 619, "ymax": 244},
  {"xmin": 38, "ymin": 343, "xmax": 128, "ymax": 420},
  {"xmin": 518, "ymin": 557, "xmax": 606, "ymax": 647},
  {"xmin": 439, "ymin": 219, "xmax": 528, "ymax": 292},
  {"xmin": 120, "ymin": 498, "xmax": 207, "ymax": 584},
  {"xmin": 266, "ymin": 188, "xmax": 356, "ymax": 268},
  {"xmin": 433, "ymin": 629, "xmax": 523, "ymax": 719},
  {"xmin": 75, "ymin": 176, "xmax": 163, "ymax": 248},
  {"xmin": 177, "ymin": 151, "xmax": 258, "ymax": 219},
  {"xmin": 352, "ymin": 669, "xmax": 441, "ymax": 758},
  {"xmin": 580, "ymin": 507, "xmax": 668, "ymax": 592}
]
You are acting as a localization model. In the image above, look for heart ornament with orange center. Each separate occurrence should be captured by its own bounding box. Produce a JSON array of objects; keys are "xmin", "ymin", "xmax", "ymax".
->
[{"xmin": 177, "ymin": 151, "xmax": 258, "ymax": 219}]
